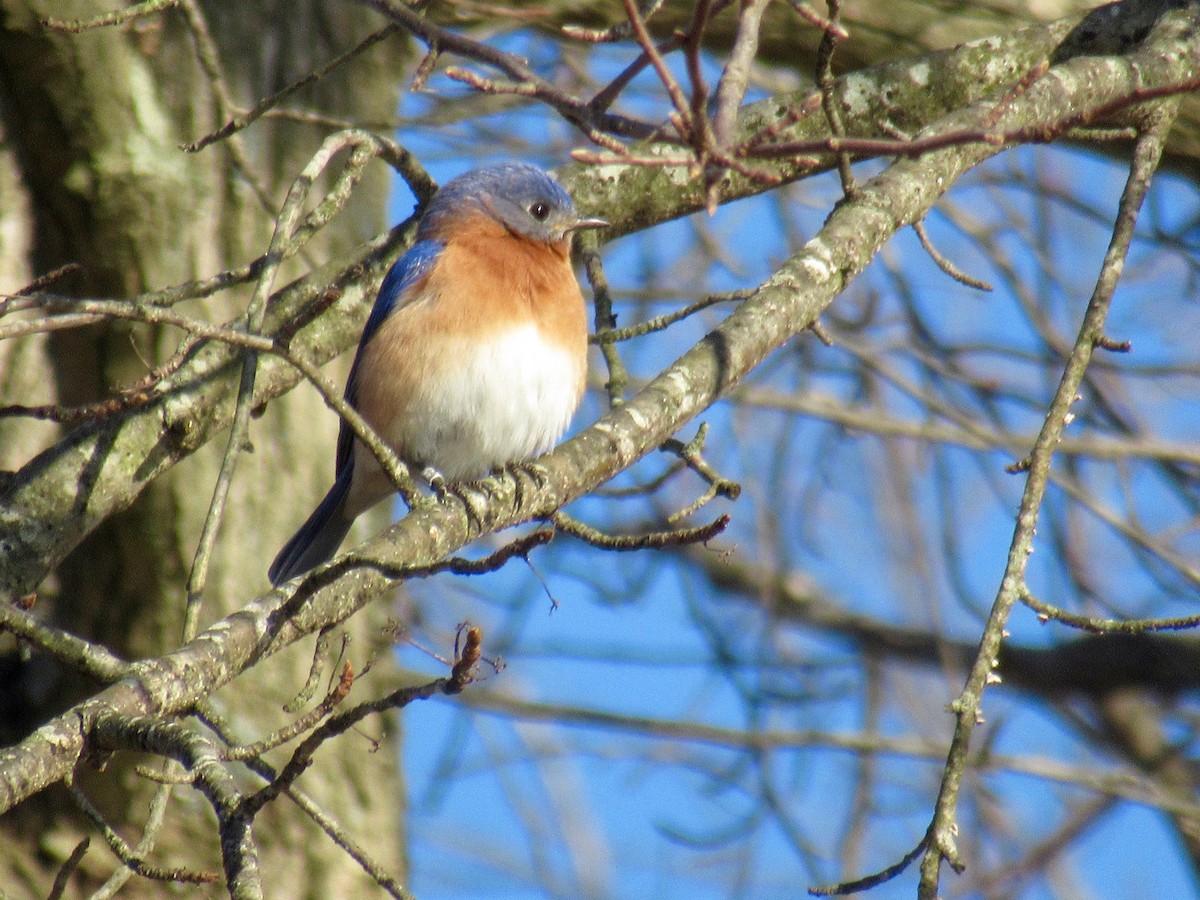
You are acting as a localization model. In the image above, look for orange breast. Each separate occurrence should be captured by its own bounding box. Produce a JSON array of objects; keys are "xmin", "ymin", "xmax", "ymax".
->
[{"xmin": 422, "ymin": 212, "xmax": 588, "ymax": 354}]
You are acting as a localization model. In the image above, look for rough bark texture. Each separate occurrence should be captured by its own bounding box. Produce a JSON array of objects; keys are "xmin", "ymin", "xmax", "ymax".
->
[{"xmin": 0, "ymin": 1, "xmax": 407, "ymax": 894}]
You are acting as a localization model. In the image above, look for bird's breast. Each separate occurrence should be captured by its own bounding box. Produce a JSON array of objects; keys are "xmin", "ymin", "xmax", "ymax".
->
[
  {"xmin": 356, "ymin": 321, "xmax": 585, "ymax": 481},
  {"xmin": 351, "ymin": 228, "xmax": 589, "ymax": 481},
  {"xmin": 427, "ymin": 221, "xmax": 587, "ymax": 343},
  {"xmin": 348, "ymin": 214, "xmax": 590, "ymax": 487}
]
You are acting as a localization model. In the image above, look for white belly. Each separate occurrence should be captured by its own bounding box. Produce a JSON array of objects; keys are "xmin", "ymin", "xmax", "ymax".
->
[{"xmin": 390, "ymin": 324, "xmax": 584, "ymax": 481}]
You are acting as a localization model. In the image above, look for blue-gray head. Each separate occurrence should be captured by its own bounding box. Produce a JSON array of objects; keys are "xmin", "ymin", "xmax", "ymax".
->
[{"xmin": 418, "ymin": 162, "xmax": 607, "ymax": 244}]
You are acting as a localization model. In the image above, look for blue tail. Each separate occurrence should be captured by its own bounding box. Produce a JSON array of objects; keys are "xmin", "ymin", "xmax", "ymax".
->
[{"xmin": 268, "ymin": 465, "xmax": 355, "ymax": 585}]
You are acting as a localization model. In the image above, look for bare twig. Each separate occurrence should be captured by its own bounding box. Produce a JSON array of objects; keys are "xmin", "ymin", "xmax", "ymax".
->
[
  {"xmin": 621, "ymin": 0, "xmax": 695, "ymax": 142},
  {"xmin": 1019, "ymin": 585, "xmax": 1200, "ymax": 634},
  {"xmin": 177, "ymin": 0, "xmax": 278, "ymax": 216},
  {"xmin": 46, "ymin": 837, "xmax": 90, "ymax": 900},
  {"xmin": 913, "ymin": 220, "xmax": 994, "ymax": 291},
  {"xmin": 89, "ymin": 713, "xmax": 260, "ymax": 895},
  {"xmin": 242, "ymin": 629, "xmax": 487, "ymax": 818},
  {"xmin": 185, "ymin": 24, "xmax": 402, "ymax": 152},
  {"xmin": 90, "ymin": 779, "xmax": 177, "ymax": 899},
  {"xmin": 916, "ymin": 101, "xmax": 1179, "ymax": 899},
  {"xmin": 552, "ymin": 510, "xmax": 729, "ymax": 550},
  {"xmin": 363, "ymin": 0, "xmax": 656, "ymax": 141},
  {"xmin": 66, "ymin": 768, "xmax": 219, "ymax": 885},
  {"xmin": 584, "ymin": 246, "xmax": 628, "ymax": 408},
  {"xmin": 590, "ymin": 290, "xmax": 746, "ymax": 344},
  {"xmin": 562, "ymin": 0, "xmax": 668, "ymax": 42},
  {"xmin": 195, "ymin": 702, "xmax": 415, "ymax": 898},
  {"xmin": 0, "ymin": 602, "xmax": 128, "ymax": 682},
  {"xmin": 42, "ymin": 0, "xmax": 178, "ymax": 31},
  {"xmin": 816, "ymin": 0, "xmax": 855, "ymax": 195},
  {"xmin": 810, "ymin": 833, "xmax": 930, "ymax": 896},
  {"xmin": 712, "ymin": 0, "xmax": 770, "ymax": 147},
  {"xmin": 428, "ymin": 528, "xmax": 554, "ymax": 576},
  {"xmin": 662, "ymin": 425, "xmax": 742, "ymax": 502},
  {"xmin": 226, "ymin": 662, "xmax": 356, "ymax": 760}
]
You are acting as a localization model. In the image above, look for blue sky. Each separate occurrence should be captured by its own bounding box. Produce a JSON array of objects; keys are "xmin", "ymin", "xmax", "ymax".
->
[{"xmin": 371, "ymin": 35, "xmax": 1200, "ymax": 900}]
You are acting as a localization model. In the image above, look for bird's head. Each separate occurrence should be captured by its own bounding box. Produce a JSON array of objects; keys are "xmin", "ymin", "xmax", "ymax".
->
[{"xmin": 419, "ymin": 162, "xmax": 607, "ymax": 245}]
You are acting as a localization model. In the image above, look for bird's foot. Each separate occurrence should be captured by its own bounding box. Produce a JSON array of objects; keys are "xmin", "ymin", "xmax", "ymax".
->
[
  {"xmin": 428, "ymin": 468, "xmax": 490, "ymax": 527},
  {"xmin": 423, "ymin": 466, "xmax": 449, "ymax": 499},
  {"xmin": 496, "ymin": 458, "xmax": 552, "ymax": 509}
]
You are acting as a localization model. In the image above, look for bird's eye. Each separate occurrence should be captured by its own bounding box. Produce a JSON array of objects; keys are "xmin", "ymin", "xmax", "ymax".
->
[{"xmin": 529, "ymin": 202, "xmax": 550, "ymax": 221}]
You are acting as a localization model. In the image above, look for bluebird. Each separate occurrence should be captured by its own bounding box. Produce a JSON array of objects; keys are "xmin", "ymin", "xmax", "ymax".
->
[{"xmin": 269, "ymin": 163, "xmax": 606, "ymax": 585}]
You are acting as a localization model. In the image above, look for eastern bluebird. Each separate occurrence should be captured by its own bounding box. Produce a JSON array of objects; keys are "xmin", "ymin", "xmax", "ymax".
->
[{"xmin": 269, "ymin": 163, "xmax": 606, "ymax": 585}]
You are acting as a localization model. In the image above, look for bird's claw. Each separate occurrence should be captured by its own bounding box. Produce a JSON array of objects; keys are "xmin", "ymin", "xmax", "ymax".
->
[
  {"xmin": 495, "ymin": 459, "xmax": 551, "ymax": 509},
  {"xmin": 428, "ymin": 460, "xmax": 550, "ymax": 525},
  {"xmin": 423, "ymin": 467, "xmax": 450, "ymax": 500},
  {"xmin": 508, "ymin": 459, "xmax": 551, "ymax": 487},
  {"xmin": 432, "ymin": 477, "xmax": 489, "ymax": 528}
]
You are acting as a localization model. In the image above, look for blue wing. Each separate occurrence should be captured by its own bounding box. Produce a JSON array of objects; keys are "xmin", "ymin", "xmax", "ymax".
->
[{"xmin": 336, "ymin": 239, "xmax": 444, "ymax": 474}]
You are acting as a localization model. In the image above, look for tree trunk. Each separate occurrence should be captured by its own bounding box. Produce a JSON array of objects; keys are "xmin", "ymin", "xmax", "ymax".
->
[{"xmin": 0, "ymin": 1, "xmax": 408, "ymax": 893}]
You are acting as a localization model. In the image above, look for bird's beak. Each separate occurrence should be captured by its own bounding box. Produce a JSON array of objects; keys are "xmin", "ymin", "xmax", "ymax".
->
[{"xmin": 566, "ymin": 216, "xmax": 609, "ymax": 232}]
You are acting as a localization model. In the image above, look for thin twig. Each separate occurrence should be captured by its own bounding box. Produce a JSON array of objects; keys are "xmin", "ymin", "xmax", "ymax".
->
[
  {"xmin": 662, "ymin": 424, "xmax": 743, "ymax": 503},
  {"xmin": 712, "ymin": 0, "xmax": 769, "ymax": 147},
  {"xmin": 562, "ymin": 0, "xmax": 668, "ymax": 42},
  {"xmin": 916, "ymin": 101, "xmax": 1179, "ymax": 899},
  {"xmin": 0, "ymin": 602, "xmax": 128, "ymax": 682},
  {"xmin": 185, "ymin": 24, "xmax": 402, "ymax": 152},
  {"xmin": 1019, "ymin": 585, "xmax": 1200, "ymax": 634},
  {"xmin": 227, "ymin": 662, "xmax": 356, "ymax": 759},
  {"xmin": 621, "ymin": 0, "xmax": 695, "ymax": 142},
  {"xmin": 552, "ymin": 510, "xmax": 729, "ymax": 550},
  {"xmin": 66, "ymin": 769, "xmax": 218, "ymax": 885},
  {"xmin": 91, "ymin": 779, "xmax": 177, "ymax": 899},
  {"xmin": 913, "ymin": 220, "xmax": 994, "ymax": 291},
  {"xmin": 592, "ymin": 291, "xmax": 748, "ymax": 344},
  {"xmin": 195, "ymin": 702, "xmax": 416, "ymax": 898},
  {"xmin": 177, "ymin": 0, "xmax": 277, "ymax": 216},
  {"xmin": 816, "ymin": 0, "xmax": 855, "ymax": 196},
  {"xmin": 431, "ymin": 528, "xmax": 555, "ymax": 576},
  {"xmin": 42, "ymin": 0, "xmax": 178, "ymax": 30},
  {"xmin": 584, "ymin": 246, "xmax": 628, "ymax": 408},
  {"xmin": 810, "ymin": 832, "xmax": 931, "ymax": 896},
  {"xmin": 242, "ymin": 632, "xmax": 486, "ymax": 819},
  {"xmin": 47, "ymin": 837, "xmax": 90, "ymax": 900},
  {"xmin": 363, "ymin": 0, "xmax": 656, "ymax": 141}
]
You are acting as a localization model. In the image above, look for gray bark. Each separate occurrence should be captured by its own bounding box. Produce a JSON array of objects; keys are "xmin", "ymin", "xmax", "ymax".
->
[{"xmin": 0, "ymin": 1, "xmax": 407, "ymax": 894}]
